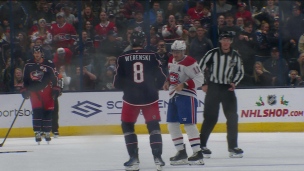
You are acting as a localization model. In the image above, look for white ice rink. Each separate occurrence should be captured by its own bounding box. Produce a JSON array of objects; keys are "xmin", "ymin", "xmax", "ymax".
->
[{"xmin": 0, "ymin": 133, "xmax": 303, "ymax": 171}]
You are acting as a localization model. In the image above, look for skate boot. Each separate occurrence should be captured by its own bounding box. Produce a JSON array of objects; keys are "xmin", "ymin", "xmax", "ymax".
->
[
  {"xmin": 35, "ymin": 132, "xmax": 41, "ymax": 145},
  {"xmin": 170, "ymin": 145, "xmax": 188, "ymax": 165},
  {"xmin": 154, "ymin": 155, "xmax": 165, "ymax": 171},
  {"xmin": 124, "ymin": 155, "xmax": 140, "ymax": 171},
  {"xmin": 53, "ymin": 132, "xmax": 59, "ymax": 138},
  {"xmin": 44, "ymin": 132, "xmax": 51, "ymax": 144},
  {"xmin": 229, "ymin": 147, "xmax": 243, "ymax": 158},
  {"xmin": 188, "ymin": 150, "xmax": 204, "ymax": 165},
  {"xmin": 201, "ymin": 147, "xmax": 212, "ymax": 158}
]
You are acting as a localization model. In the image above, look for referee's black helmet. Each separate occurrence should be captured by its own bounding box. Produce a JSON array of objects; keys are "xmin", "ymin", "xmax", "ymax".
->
[{"xmin": 219, "ymin": 31, "xmax": 233, "ymax": 41}]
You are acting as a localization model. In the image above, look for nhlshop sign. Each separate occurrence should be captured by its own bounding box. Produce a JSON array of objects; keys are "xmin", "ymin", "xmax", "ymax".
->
[{"xmin": 237, "ymin": 88, "xmax": 304, "ymax": 122}]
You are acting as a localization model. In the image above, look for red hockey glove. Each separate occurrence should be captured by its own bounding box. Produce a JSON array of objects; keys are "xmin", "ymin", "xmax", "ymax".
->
[
  {"xmin": 20, "ymin": 88, "xmax": 30, "ymax": 99},
  {"xmin": 52, "ymin": 86, "xmax": 61, "ymax": 99}
]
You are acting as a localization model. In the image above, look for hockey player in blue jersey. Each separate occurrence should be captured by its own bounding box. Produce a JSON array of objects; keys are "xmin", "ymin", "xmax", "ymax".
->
[{"xmin": 113, "ymin": 31, "xmax": 166, "ymax": 171}]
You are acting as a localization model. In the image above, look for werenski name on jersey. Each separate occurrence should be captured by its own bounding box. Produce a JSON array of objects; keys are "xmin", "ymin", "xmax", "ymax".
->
[{"xmin": 124, "ymin": 55, "xmax": 151, "ymax": 61}]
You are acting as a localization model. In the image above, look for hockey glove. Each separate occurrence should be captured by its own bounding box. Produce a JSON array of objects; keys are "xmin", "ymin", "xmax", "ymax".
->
[
  {"xmin": 52, "ymin": 86, "xmax": 61, "ymax": 99},
  {"xmin": 20, "ymin": 88, "xmax": 30, "ymax": 99}
]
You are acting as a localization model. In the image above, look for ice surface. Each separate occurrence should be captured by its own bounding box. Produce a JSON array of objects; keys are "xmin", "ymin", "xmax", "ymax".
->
[{"xmin": 0, "ymin": 133, "xmax": 303, "ymax": 171}]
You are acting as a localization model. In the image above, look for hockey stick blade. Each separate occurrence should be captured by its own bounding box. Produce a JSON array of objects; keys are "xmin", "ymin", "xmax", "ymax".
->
[
  {"xmin": 0, "ymin": 150, "xmax": 30, "ymax": 154},
  {"xmin": 0, "ymin": 99, "xmax": 26, "ymax": 147}
]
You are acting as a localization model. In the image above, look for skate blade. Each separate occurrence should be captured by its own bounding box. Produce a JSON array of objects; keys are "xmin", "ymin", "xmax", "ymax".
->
[
  {"xmin": 125, "ymin": 164, "xmax": 139, "ymax": 171},
  {"xmin": 188, "ymin": 159, "xmax": 204, "ymax": 165},
  {"xmin": 229, "ymin": 153, "xmax": 243, "ymax": 158},
  {"xmin": 170, "ymin": 159, "xmax": 188, "ymax": 165},
  {"xmin": 203, "ymin": 154, "xmax": 211, "ymax": 158}
]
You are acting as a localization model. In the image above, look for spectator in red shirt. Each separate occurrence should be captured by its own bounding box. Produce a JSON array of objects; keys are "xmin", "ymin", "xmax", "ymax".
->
[
  {"xmin": 50, "ymin": 12, "xmax": 77, "ymax": 49},
  {"xmin": 94, "ymin": 11, "xmax": 116, "ymax": 47},
  {"xmin": 235, "ymin": 2, "xmax": 253, "ymax": 23},
  {"xmin": 53, "ymin": 47, "xmax": 73, "ymax": 75},
  {"xmin": 187, "ymin": 1, "xmax": 204, "ymax": 22},
  {"xmin": 122, "ymin": 0, "xmax": 144, "ymax": 19}
]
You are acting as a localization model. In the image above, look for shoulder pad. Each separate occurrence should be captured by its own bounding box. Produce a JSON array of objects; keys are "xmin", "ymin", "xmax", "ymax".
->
[{"xmin": 48, "ymin": 60, "xmax": 53, "ymax": 63}]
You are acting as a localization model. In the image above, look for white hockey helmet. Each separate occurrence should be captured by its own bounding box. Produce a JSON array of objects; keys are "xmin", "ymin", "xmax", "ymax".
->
[{"xmin": 171, "ymin": 40, "xmax": 186, "ymax": 51}]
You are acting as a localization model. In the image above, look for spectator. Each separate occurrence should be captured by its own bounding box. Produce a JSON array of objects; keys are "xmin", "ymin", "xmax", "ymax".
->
[
  {"xmin": 53, "ymin": 47, "xmax": 73, "ymax": 75},
  {"xmin": 193, "ymin": 19, "xmax": 202, "ymax": 29},
  {"xmin": 162, "ymin": 15, "xmax": 183, "ymax": 45},
  {"xmin": 98, "ymin": 30, "xmax": 124, "ymax": 60},
  {"xmin": 99, "ymin": 66, "xmax": 115, "ymax": 91},
  {"xmin": 297, "ymin": 52, "xmax": 304, "ymax": 80},
  {"xmin": 50, "ymin": 12, "xmax": 77, "ymax": 49},
  {"xmin": 263, "ymin": 47, "xmax": 289, "ymax": 86},
  {"xmin": 83, "ymin": 20, "xmax": 95, "ymax": 40},
  {"xmin": 252, "ymin": 61, "xmax": 273, "ymax": 87},
  {"xmin": 189, "ymin": 26, "xmax": 213, "ymax": 62},
  {"xmin": 69, "ymin": 66, "xmax": 97, "ymax": 91},
  {"xmin": 128, "ymin": 11, "xmax": 147, "ymax": 33},
  {"xmin": 152, "ymin": 13, "xmax": 166, "ymax": 38},
  {"xmin": 182, "ymin": 15, "xmax": 193, "ymax": 31},
  {"xmin": 59, "ymin": 65, "xmax": 71, "ymax": 91},
  {"xmin": 185, "ymin": 27, "xmax": 197, "ymax": 51},
  {"xmin": 122, "ymin": 0, "xmax": 143, "ymax": 20},
  {"xmin": 145, "ymin": 1, "xmax": 164, "ymax": 24},
  {"xmin": 287, "ymin": 70, "xmax": 301, "ymax": 87},
  {"xmin": 156, "ymin": 40, "xmax": 170, "ymax": 75},
  {"xmin": 235, "ymin": 21, "xmax": 257, "ymax": 77},
  {"xmin": 215, "ymin": 0, "xmax": 234, "ymax": 16},
  {"xmin": 32, "ymin": 3, "xmax": 55, "ymax": 28},
  {"xmin": 263, "ymin": 0, "xmax": 279, "ymax": 19},
  {"xmin": 200, "ymin": 5, "xmax": 212, "ymax": 32},
  {"xmin": 268, "ymin": 16, "xmax": 280, "ymax": 48},
  {"xmin": 82, "ymin": 6, "xmax": 99, "ymax": 27},
  {"xmin": 255, "ymin": 21, "xmax": 272, "ymax": 57},
  {"xmin": 220, "ymin": 13, "xmax": 241, "ymax": 39},
  {"xmin": 284, "ymin": 5, "xmax": 304, "ymax": 46},
  {"xmin": 236, "ymin": 17, "xmax": 244, "ymax": 31},
  {"xmin": 62, "ymin": 5, "xmax": 76, "ymax": 26},
  {"xmin": 31, "ymin": 18, "xmax": 52, "ymax": 45},
  {"xmin": 74, "ymin": 30, "xmax": 94, "ymax": 55},
  {"xmin": 163, "ymin": 2, "xmax": 177, "ymax": 22},
  {"xmin": 187, "ymin": 1, "xmax": 204, "ymax": 22},
  {"xmin": 235, "ymin": 2, "xmax": 252, "ymax": 23},
  {"xmin": 122, "ymin": 27, "xmax": 134, "ymax": 52},
  {"xmin": 13, "ymin": 67, "xmax": 23, "ymax": 93},
  {"xmin": 94, "ymin": 11, "xmax": 116, "ymax": 47}
]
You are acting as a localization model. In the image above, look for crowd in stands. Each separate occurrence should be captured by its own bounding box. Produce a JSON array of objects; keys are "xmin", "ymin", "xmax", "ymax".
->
[{"xmin": 1, "ymin": 0, "xmax": 304, "ymax": 93}]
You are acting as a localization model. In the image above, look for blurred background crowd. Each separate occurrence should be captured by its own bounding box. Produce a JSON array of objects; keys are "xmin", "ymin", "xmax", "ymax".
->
[{"xmin": 1, "ymin": 0, "xmax": 304, "ymax": 94}]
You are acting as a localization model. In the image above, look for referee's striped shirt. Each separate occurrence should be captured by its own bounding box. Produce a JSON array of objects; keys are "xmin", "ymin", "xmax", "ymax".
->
[{"xmin": 198, "ymin": 47, "xmax": 244, "ymax": 85}]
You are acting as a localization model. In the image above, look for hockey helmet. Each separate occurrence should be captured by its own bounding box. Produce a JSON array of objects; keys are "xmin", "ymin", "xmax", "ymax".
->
[
  {"xmin": 171, "ymin": 40, "xmax": 186, "ymax": 51},
  {"xmin": 130, "ymin": 31, "xmax": 146, "ymax": 47}
]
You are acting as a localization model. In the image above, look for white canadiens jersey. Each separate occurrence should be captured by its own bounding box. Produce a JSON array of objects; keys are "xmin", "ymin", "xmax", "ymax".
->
[{"xmin": 168, "ymin": 55, "xmax": 204, "ymax": 98}]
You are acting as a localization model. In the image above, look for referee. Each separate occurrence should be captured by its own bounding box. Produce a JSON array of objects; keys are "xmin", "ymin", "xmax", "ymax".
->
[{"xmin": 198, "ymin": 31, "xmax": 244, "ymax": 158}]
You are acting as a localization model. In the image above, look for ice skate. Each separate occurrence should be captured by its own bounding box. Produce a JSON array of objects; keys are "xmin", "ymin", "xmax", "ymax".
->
[
  {"xmin": 188, "ymin": 150, "xmax": 204, "ymax": 165},
  {"xmin": 201, "ymin": 147, "xmax": 212, "ymax": 158},
  {"xmin": 124, "ymin": 155, "xmax": 140, "ymax": 171},
  {"xmin": 170, "ymin": 147, "xmax": 188, "ymax": 165},
  {"xmin": 229, "ymin": 147, "xmax": 243, "ymax": 158},
  {"xmin": 154, "ymin": 156, "xmax": 165, "ymax": 171},
  {"xmin": 53, "ymin": 132, "xmax": 59, "ymax": 138},
  {"xmin": 44, "ymin": 132, "xmax": 51, "ymax": 144},
  {"xmin": 35, "ymin": 132, "xmax": 41, "ymax": 145}
]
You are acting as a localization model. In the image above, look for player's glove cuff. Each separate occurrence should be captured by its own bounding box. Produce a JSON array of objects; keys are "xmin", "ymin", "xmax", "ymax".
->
[
  {"xmin": 20, "ymin": 88, "xmax": 30, "ymax": 99},
  {"xmin": 52, "ymin": 86, "xmax": 61, "ymax": 99}
]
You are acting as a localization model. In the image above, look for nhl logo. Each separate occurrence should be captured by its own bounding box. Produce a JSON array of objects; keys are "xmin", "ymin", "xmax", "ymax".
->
[{"xmin": 267, "ymin": 95, "xmax": 276, "ymax": 106}]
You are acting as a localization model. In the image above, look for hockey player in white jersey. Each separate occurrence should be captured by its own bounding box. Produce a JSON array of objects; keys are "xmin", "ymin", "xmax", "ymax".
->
[{"xmin": 163, "ymin": 40, "xmax": 205, "ymax": 166}]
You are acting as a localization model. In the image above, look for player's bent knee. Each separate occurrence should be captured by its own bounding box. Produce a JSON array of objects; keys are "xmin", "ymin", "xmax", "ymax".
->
[
  {"xmin": 121, "ymin": 122, "xmax": 135, "ymax": 133},
  {"xmin": 147, "ymin": 120, "xmax": 161, "ymax": 134}
]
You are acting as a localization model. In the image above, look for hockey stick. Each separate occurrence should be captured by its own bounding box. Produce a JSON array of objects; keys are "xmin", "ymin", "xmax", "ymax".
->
[{"xmin": 0, "ymin": 99, "xmax": 26, "ymax": 147}]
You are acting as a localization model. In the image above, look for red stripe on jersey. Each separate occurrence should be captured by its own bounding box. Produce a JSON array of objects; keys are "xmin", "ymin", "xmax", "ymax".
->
[
  {"xmin": 178, "ymin": 56, "xmax": 197, "ymax": 66},
  {"xmin": 186, "ymin": 79, "xmax": 195, "ymax": 89}
]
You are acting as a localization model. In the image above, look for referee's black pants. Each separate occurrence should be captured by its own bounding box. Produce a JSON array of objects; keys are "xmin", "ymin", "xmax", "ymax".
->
[
  {"xmin": 52, "ymin": 98, "xmax": 59, "ymax": 134},
  {"xmin": 200, "ymin": 82, "xmax": 239, "ymax": 150}
]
